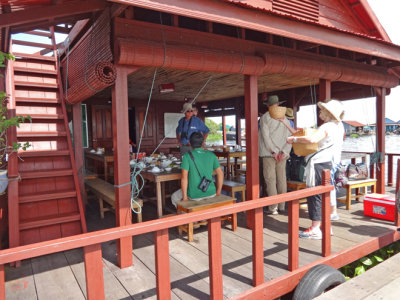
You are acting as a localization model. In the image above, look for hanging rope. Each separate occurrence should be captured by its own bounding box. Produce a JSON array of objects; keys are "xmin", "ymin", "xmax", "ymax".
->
[{"xmin": 150, "ymin": 74, "xmax": 213, "ymax": 156}]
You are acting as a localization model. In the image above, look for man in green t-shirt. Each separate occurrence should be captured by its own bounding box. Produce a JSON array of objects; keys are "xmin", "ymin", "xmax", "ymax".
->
[{"xmin": 171, "ymin": 132, "xmax": 223, "ymax": 207}]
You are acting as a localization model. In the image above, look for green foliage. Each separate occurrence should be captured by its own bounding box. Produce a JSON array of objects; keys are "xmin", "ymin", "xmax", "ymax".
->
[
  {"xmin": 0, "ymin": 52, "xmax": 30, "ymax": 168},
  {"xmin": 339, "ymin": 241, "xmax": 400, "ymax": 280},
  {"xmin": 205, "ymin": 118, "xmax": 219, "ymax": 135}
]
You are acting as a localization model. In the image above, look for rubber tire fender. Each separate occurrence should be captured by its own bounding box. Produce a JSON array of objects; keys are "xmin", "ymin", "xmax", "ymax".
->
[{"xmin": 293, "ymin": 264, "xmax": 345, "ymax": 300}]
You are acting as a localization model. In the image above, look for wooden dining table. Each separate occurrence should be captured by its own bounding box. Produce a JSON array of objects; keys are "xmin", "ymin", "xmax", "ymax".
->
[
  {"xmin": 141, "ymin": 168, "xmax": 182, "ymax": 218},
  {"xmin": 212, "ymin": 150, "xmax": 246, "ymax": 179},
  {"xmin": 85, "ymin": 150, "xmax": 114, "ymax": 181}
]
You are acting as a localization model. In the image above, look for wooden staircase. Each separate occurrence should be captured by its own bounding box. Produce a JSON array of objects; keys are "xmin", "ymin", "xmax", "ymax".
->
[{"xmin": 8, "ymin": 28, "xmax": 87, "ymax": 246}]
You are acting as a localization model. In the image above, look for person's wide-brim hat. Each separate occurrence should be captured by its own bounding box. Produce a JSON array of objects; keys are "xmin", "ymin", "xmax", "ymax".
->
[
  {"xmin": 285, "ymin": 108, "xmax": 294, "ymax": 120},
  {"xmin": 181, "ymin": 102, "xmax": 192, "ymax": 113},
  {"xmin": 317, "ymin": 100, "xmax": 344, "ymax": 121},
  {"xmin": 263, "ymin": 95, "xmax": 285, "ymax": 106}
]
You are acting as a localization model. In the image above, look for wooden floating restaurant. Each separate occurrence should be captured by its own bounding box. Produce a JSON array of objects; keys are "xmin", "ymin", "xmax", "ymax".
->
[{"xmin": 0, "ymin": 0, "xmax": 400, "ymax": 299}]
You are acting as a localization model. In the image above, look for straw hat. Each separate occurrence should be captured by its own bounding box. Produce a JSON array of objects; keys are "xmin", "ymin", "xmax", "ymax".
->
[
  {"xmin": 285, "ymin": 108, "xmax": 294, "ymax": 120},
  {"xmin": 181, "ymin": 102, "xmax": 192, "ymax": 113},
  {"xmin": 263, "ymin": 95, "xmax": 285, "ymax": 106},
  {"xmin": 317, "ymin": 100, "xmax": 344, "ymax": 121}
]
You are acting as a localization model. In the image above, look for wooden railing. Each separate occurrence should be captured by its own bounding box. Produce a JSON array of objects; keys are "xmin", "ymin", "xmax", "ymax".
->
[
  {"xmin": 0, "ymin": 170, "xmax": 372, "ymax": 299},
  {"xmin": 342, "ymin": 151, "xmax": 400, "ymax": 186}
]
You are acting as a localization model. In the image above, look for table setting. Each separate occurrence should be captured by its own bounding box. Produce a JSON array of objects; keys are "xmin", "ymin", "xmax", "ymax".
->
[{"xmin": 130, "ymin": 153, "xmax": 182, "ymax": 173}]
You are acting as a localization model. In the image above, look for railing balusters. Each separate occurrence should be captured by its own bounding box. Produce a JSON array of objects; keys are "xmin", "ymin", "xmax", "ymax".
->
[
  {"xmin": 322, "ymin": 170, "xmax": 331, "ymax": 257},
  {"xmin": 154, "ymin": 229, "xmax": 171, "ymax": 300},
  {"xmin": 252, "ymin": 207, "xmax": 264, "ymax": 286},
  {"xmin": 0, "ymin": 264, "xmax": 4, "ymax": 300},
  {"xmin": 84, "ymin": 243, "xmax": 105, "ymax": 300},
  {"xmin": 388, "ymin": 154, "xmax": 394, "ymax": 186},
  {"xmin": 288, "ymin": 200, "xmax": 299, "ymax": 271},
  {"xmin": 208, "ymin": 217, "xmax": 223, "ymax": 300}
]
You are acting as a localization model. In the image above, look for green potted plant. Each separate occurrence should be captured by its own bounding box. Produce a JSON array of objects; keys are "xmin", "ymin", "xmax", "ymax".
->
[{"xmin": 0, "ymin": 51, "xmax": 30, "ymax": 194}]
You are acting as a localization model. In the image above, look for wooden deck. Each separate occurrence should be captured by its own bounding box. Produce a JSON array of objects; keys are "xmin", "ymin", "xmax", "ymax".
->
[{"xmin": 4, "ymin": 187, "xmax": 397, "ymax": 299}]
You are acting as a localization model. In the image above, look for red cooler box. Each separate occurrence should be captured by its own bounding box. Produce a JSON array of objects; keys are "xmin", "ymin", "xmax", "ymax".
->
[{"xmin": 363, "ymin": 193, "xmax": 396, "ymax": 221}]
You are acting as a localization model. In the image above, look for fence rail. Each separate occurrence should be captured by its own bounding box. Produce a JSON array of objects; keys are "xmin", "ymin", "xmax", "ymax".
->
[{"xmin": 0, "ymin": 169, "xmax": 397, "ymax": 300}]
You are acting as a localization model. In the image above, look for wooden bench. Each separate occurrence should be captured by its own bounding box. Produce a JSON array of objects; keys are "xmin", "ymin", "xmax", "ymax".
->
[
  {"xmin": 287, "ymin": 180, "xmax": 307, "ymax": 204},
  {"xmin": 85, "ymin": 178, "xmax": 143, "ymax": 222},
  {"xmin": 337, "ymin": 178, "xmax": 377, "ymax": 210},
  {"xmin": 176, "ymin": 195, "xmax": 237, "ymax": 242},
  {"xmin": 222, "ymin": 180, "xmax": 246, "ymax": 201}
]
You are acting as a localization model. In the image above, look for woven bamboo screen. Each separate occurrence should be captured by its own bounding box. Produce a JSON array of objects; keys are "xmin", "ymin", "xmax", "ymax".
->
[{"xmin": 62, "ymin": 8, "xmax": 116, "ymax": 104}]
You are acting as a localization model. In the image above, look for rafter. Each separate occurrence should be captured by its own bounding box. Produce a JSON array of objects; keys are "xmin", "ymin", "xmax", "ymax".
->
[{"xmin": 0, "ymin": 0, "xmax": 106, "ymax": 29}]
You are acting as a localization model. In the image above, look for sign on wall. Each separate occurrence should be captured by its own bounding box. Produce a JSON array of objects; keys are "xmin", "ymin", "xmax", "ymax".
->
[{"xmin": 164, "ymin": 113, "xmax": 184, "ymax": 138}]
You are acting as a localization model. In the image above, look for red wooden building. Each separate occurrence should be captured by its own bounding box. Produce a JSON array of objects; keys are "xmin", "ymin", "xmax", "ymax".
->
[{"xmin": 0, "ymin": 0, "xmax": 400, "ymax": 299}]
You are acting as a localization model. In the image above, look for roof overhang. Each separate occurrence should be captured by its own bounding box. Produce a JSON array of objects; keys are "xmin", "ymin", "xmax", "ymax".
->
[{"xmin": 108, "ymin": 0, "xmax": 400, "ymax": 63}]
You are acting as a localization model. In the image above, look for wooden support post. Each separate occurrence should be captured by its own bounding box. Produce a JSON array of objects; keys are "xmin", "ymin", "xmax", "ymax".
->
[
  {"xmin": 318, "ymin": 79, "xmax": 331, "ymax": 126},
  {"xmin": 0, "ymin": 264, "xmax": 4, "ymax": 300},
  {"xmin": 288, "ymin": 199, "xmax": 299, "ymax": 271},
  {"xmin": 72, "ymin": 103, "xmax": 85, "ymax": 204},
  {"xmin": 244, "ymin": 75, "xmax": 259, "ymax": 208},
  {"xmin": 321, "ymin": 170, "xmax": 331, "ymax": 257},
  {"xmin": 244, "ymin": 75, "xmax": 263, "ymax": 286},
  {"xmin": 208, "ymin": 217, "xmax": 223, "ymax": 300},
  {"xmin": 395, "ymin": 159, "xmax": 400, "ymax": 227},
  {"xmin": 6, "ymin": 59, "xmax": 20, "ymax": 250},
  {"xmin": 155, "ymin": 229, "xmax": 171, "ymax": 300},
  {"xmin": 252, "ymin": 207, "xmax": 264, "ymax": 286},
  {"xmin": 376, "ymin": 88, "xmax": 386, "ymax": 194},
  {"xmin": 84, "ymin": 244, "xmax": 105, "ymax": 300},
  {"xmin": 112, "ymin": 65, "xmax": 133, "ymax": 268},
  {"xmin": 388, "ymin": 154, "xmax": 393, "ymax": 187},
  {"xmin": 222, "ymin": 116, "xmax": 227, "ymax": 146},
  {"xmin": 236, "ymin": 112, "xmax": 241, "ymax": 146}
]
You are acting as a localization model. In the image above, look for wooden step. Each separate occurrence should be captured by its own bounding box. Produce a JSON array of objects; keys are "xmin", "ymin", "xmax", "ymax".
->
[
  {"xmin": 20, "ymin": 190, "xmax": 77, "ymax": 204},
  {"xmin": 13, "ymin": 52, "xmax": 55, "ymax": 62},
  {"xmin": 14, "ymin": 80, "xmax": 58, "ymax": 89},
  {"xmin": 12, "ymin": 39, "xmax": 53, "ymax": 50},
  {"xmin": 18, "ymin": 113, "xmax": 64, "ymax": 120},
  {"xmin": 18, "ymin": 150, "xmax": 70, "ymax": 157},
  {"xmin": 20, "ymin": 212, "xmax": 81, "ymax": 230},
  {"xmin": 20, "ymin": 169, "xmax": 73, "ymax": 179},
  {"xmin": 17, "ymin": 131, "xmax": 67, "ymax": 138},
  {"xmin": 14, "ymin": 66, "xmax": 57, "ymax": 75},
  {"xmin": 15, "ymin": 97, "xmax": 60, "ymax": 104}
]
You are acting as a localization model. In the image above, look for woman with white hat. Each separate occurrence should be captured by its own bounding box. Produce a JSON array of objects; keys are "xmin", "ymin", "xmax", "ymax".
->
[{"xmin": 284, "ymin": 99, "xmax": 344, "ymax": 239}]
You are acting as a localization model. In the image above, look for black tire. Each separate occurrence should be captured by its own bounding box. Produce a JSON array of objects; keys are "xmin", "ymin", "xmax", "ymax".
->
[{"xmin": 293, "ymin": 264, "xmax": 345, "ymax": 300}]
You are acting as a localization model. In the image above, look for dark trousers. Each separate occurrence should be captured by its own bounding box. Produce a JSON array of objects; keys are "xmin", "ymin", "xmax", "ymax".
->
[{"xmin": 307, "ymin": 161, "xmax": 332, "ymax": 221}]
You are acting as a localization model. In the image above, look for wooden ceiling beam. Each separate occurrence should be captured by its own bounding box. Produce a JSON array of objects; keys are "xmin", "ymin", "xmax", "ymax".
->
[{"xmin": 0, "ymin": 0, "xmax": 106, "ymax": 29}]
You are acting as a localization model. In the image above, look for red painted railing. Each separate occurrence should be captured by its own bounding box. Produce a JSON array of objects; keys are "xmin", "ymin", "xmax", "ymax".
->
[
  {"xmin": 0, "ymin": 169, "xmax": 391, "ymax": 300},
  {"xmin": 342, "ymin": 151, "xmax": 400, "ymax": 186}
]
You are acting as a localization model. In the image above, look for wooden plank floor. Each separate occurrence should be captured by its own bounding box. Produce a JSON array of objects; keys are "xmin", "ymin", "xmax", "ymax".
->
[{"xmin": 5, "ymin": 187, "xmax": 397, "ymax": 299}]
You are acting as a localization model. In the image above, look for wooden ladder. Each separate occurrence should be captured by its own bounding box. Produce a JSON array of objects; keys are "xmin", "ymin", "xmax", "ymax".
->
[{"xmin": 7, "ymin": 28, "xmax": 87, "ymax": 246}]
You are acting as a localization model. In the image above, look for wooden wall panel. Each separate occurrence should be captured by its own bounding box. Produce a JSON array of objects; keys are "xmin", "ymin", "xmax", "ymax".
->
[{"xmin": 319, "ymin": 0, "xmax": 367, "ymax": 34}]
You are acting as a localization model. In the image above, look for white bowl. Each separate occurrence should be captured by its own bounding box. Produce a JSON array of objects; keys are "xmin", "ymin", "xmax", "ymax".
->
[
  {"xmin": 165, "ymin": 167, "xmax": 172, "ymax": 172},
  {"xmin": 151, "ymin": 167, "xmax": 161, "ymax": 173},
  {"xmin": 160, "ymin": 159, "xmax": 172, "ymax": 168}
]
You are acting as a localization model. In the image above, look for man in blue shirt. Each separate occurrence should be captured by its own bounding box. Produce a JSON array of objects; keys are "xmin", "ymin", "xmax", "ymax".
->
[{"xmin": 176, "ymin": 103, "xmax": 209, "ymax": 156}]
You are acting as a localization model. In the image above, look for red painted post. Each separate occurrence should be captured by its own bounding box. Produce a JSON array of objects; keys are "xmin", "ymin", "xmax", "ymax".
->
[
  {"xmin": 154, "ymin": 229, "xmax": 171, "ymax": 300},
  {"xmin": 395, "ymin": 159, "xmax": 400, "ymax": 227},
  {"xmin": 376, "ymin": 88, "xmax": 386, "ymax": 194},
  {"xmin": 370, "ymin": 163, "xmax": 375, "ymax": 179},
  {"xmin": 0, "ymin": 264, "xmax": 4, "ymax": 300},
  {"xmin": 236, "ymin": 111, "xmax": 242, "ymax": 146},
  {"xmin": 72, "ymin": 103, "xmax": 85, "ymax": 204},
  {"xmin": 321, "ymin": 170, "xmax": 331, "ymax": 257},
  {"xmin": 112, "ymin": 65, "xmax": 133, "ymax": 268},
  {"xmin": 388, "ymin": 154, "xmax": 393, "ymax": 187},
  {"xmin": 208, "ymin": 217, "xmax": 223, "ymax": 300},
  {"xmin": 84, "ymin": 244, "xmax": 105, "ymax": 300},
  {"xmin": 222, "ymin": 116, "xmax": 227, "ymax": 146},
  {"xmin": 252, "ymin": 207, "xmax": 264, "ymax": 286},
  {"xmin": 318, "ymin": 79, "xmax": 331, "ymax": 126},
  {"xmin": 6, "ymin": 58, "xmax": 20, "ymax": 250},
  {"xmin": 288, "ymin": 199, "xmax": 299, "ymax": 271},
  {"xmin": 244, "ymin": 75, "xmax": 259, "ymax": 216}
]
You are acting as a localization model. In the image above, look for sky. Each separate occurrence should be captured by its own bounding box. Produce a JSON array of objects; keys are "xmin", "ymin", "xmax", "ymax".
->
[{"xmin": 211, "ymin": 0, "xmax": 400, "ymax": 128}]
